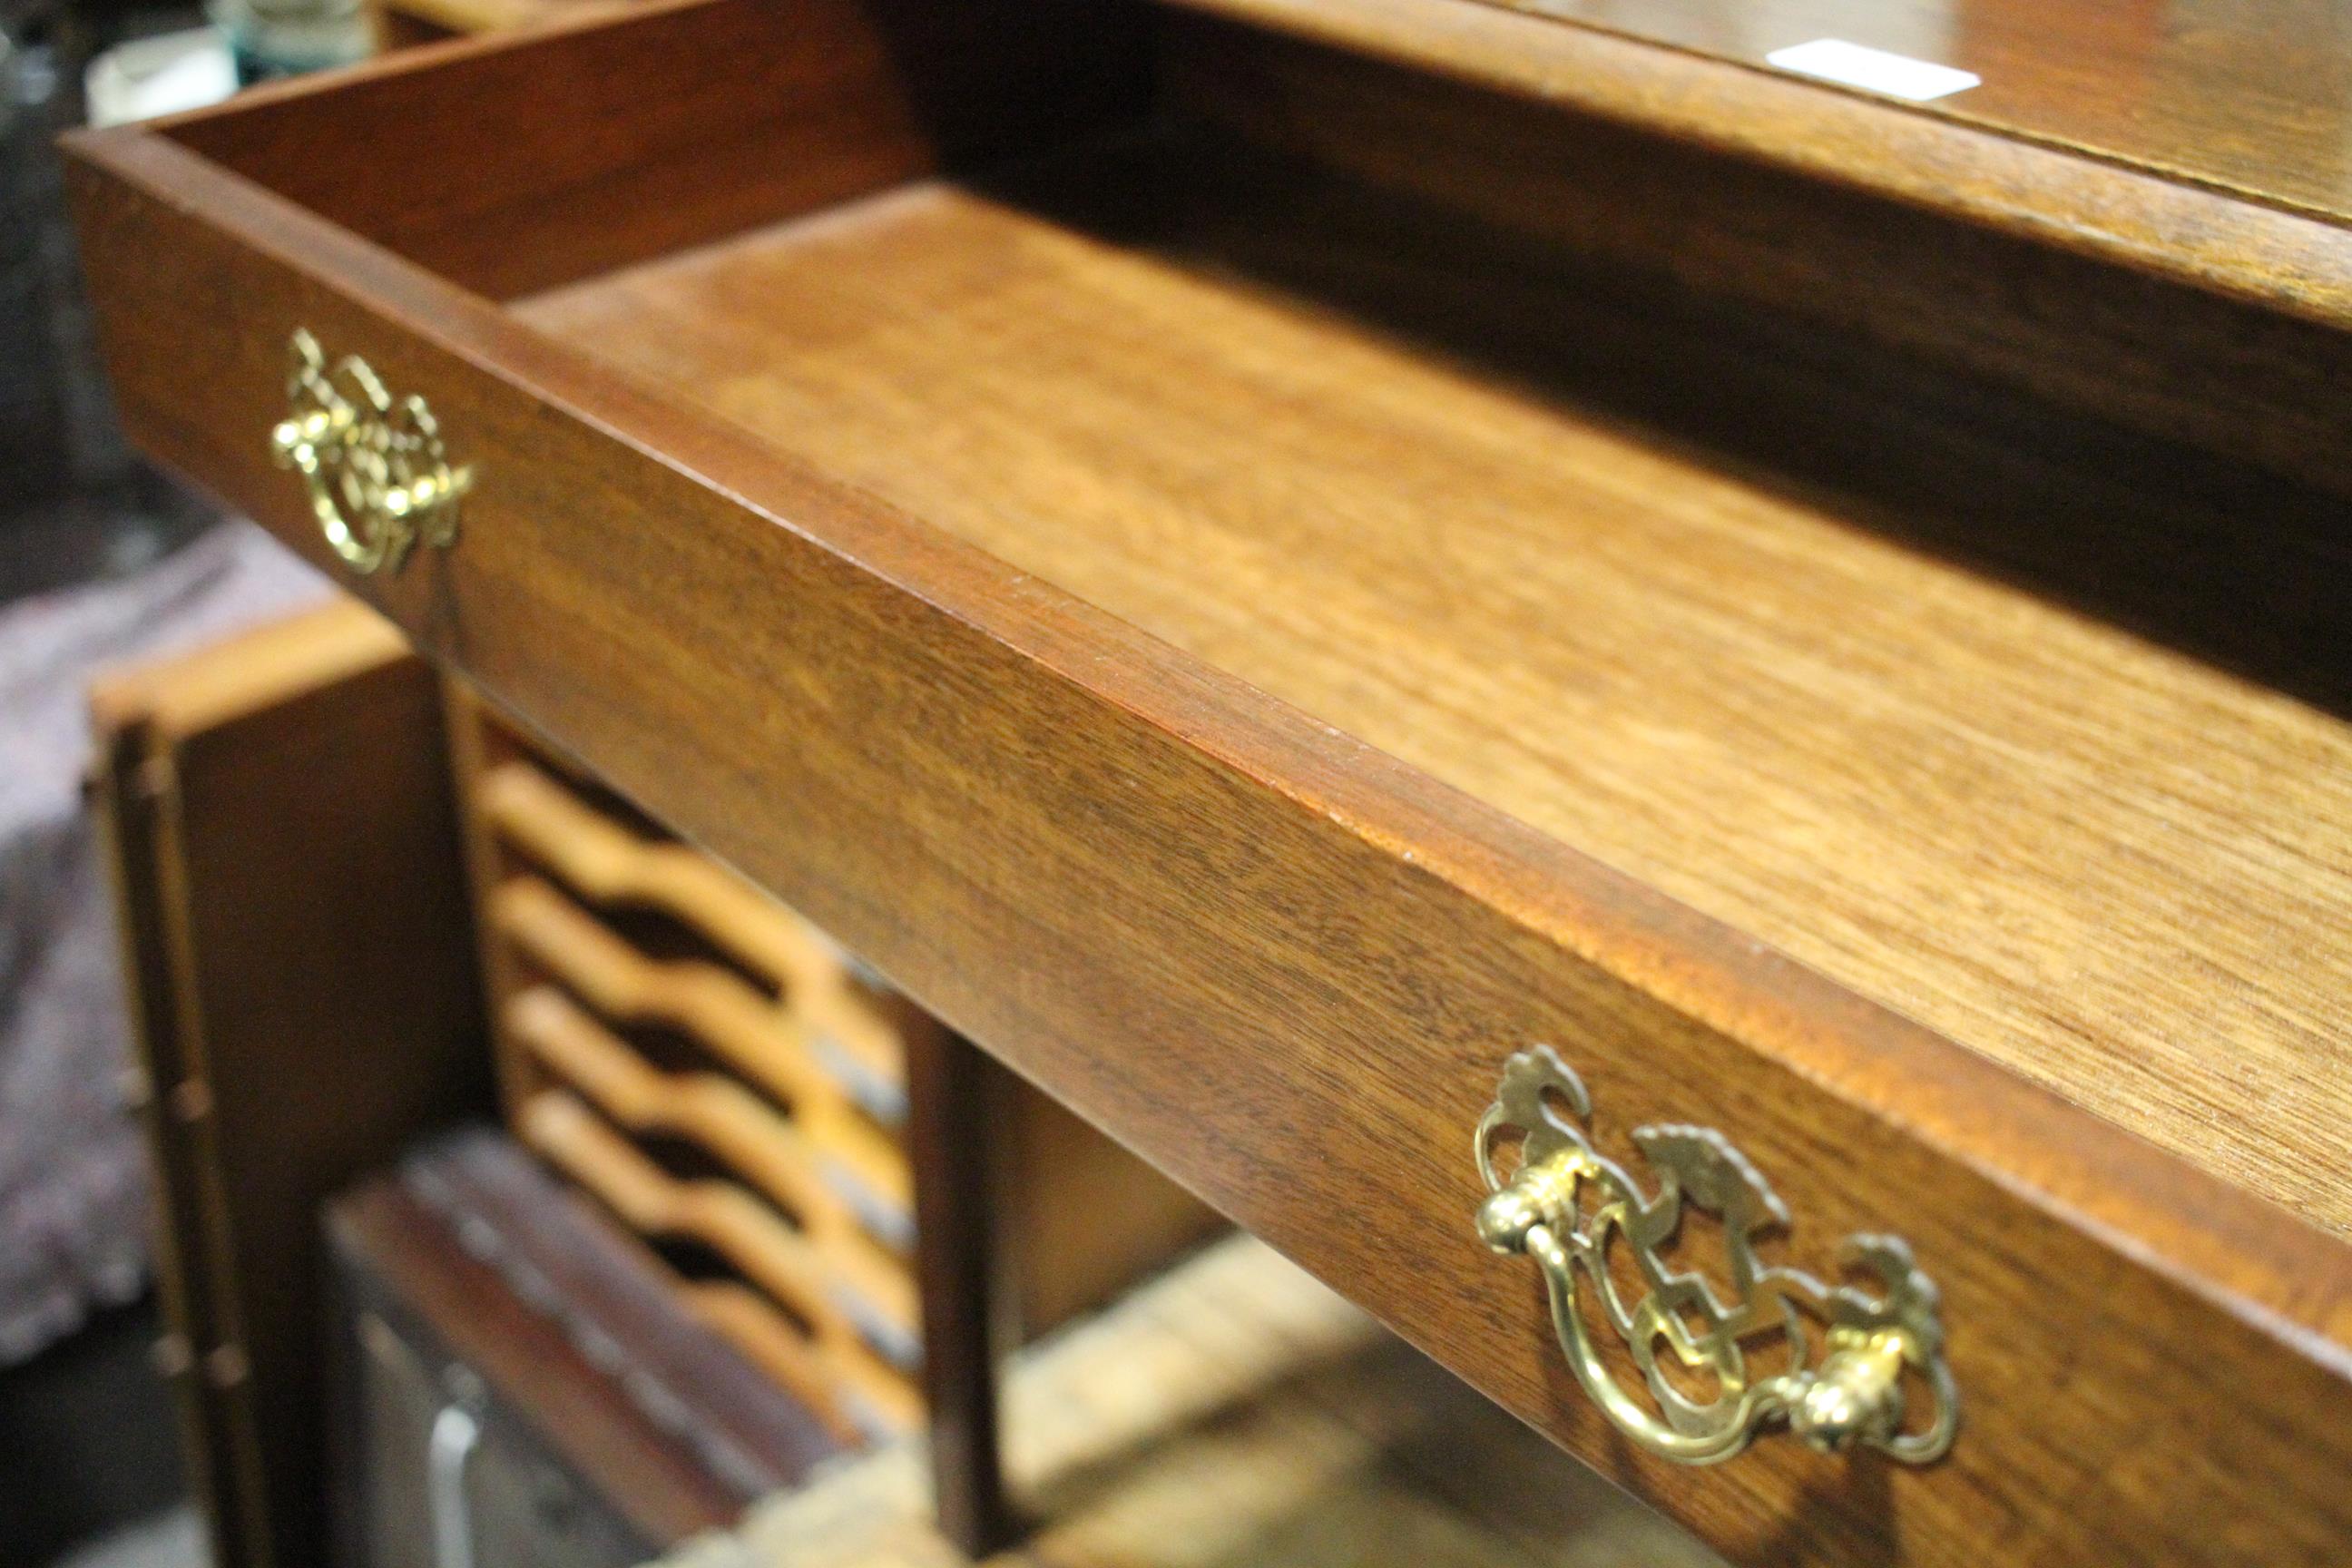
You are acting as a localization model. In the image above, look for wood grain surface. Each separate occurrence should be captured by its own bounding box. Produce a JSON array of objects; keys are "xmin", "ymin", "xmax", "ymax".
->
[
  {"xmin": 517, "ymin": 144, "xmax": 2352, "ymax": 1242},
  {"xmin": 451, "ymin": 711, "xmax": 1219, "ymax": 1342},
  {"xmin": 165, "ymin": 0, "xmax": 1147, "ymax": 300},
  {"xmin": 1161, "ymin": 0, "xmax": 2352, "ymax": 332},
  {"xmin": 1465, "ymin": 0, "xmax": 2352, "ymax": 224},
  {"xmin": 64, "ymin": 113, "xmax": 2352, "ymax": 1564}
]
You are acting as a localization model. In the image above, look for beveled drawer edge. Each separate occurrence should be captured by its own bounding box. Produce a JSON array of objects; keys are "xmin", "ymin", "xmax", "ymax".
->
[
  {"xmin": 1164, "ymin": 0, "xmax": 2352, "ymax": 328},
  {"xmin": 64, "ymin": 105, "xmax": 2352, "ymax": 1563}
]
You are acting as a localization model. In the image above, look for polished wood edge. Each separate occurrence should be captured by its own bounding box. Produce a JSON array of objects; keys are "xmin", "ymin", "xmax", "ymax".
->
[
  {"xmin": 61, "ymin": 120, "xmax": 2352, "ymax": 1373},
  {"xmin": 86, "ymin": 598, "xmax": 398, "ymax": 740},
  {"xmin": 1458, "ymin": 0, "xmax": 2352, "ymax": 211},
  {"xmin": 146, "ymin": 0, "xmax": 729, "ymax": 130},
  {"xmin": 1158, "ymin": 0, "xmax": 2352, "ymax": 331}
]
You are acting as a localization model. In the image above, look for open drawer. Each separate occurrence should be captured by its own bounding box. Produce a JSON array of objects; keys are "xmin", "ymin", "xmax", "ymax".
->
[{"xmin": 64, "ymin": 2, "xmax": 2352, "ymax": 1563}]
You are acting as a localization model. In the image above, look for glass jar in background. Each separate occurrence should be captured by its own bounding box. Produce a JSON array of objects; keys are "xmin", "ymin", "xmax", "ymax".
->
[{"xmin": 207, "ymin": 0, "xmax": 366, "ymax": 81}]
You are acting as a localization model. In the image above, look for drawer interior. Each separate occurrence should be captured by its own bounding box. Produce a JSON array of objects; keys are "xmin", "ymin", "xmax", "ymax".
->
[{"xmin": 159, "ymin": 0, "xmax": 2352, "ymax": 1241}]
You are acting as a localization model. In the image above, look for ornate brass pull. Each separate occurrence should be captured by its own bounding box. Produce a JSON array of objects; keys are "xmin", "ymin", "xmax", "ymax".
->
[
  {"xmin": 1475, "ymin": 1047, "xmax": 1956, "ymax": 1465},
  {"xmin": 270, "ymin": 329, "xmax": 471, "ymax": 576}
]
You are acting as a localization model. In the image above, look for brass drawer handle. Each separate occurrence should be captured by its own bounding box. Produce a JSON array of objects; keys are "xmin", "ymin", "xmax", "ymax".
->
[
  {"xmin": 270, "ymin": 329, "xmax": 472, "ymax": 576},
  {"xmin": 1475, "ymin": 1047, "xmax": 1957, "ymax": 1465}
]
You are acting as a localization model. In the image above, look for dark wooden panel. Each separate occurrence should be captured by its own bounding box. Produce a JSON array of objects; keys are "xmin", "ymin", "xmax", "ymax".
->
[
  {"xmin": 89, "ymin": 604, "xmax": 493, "ymax": 1568},
  {"xmin": 1470, "ymin": 0, "xmax": 2352, "ymax": 225},
  {"xmin": 1160, "ymin": 8, "xmax": 2352, "ymax": 501},
  {"xmin": 92, "ymin": 723, "xmax": 260, "ymax": 1568},
  {"xmin": 63, "ymin": 121, "xmax": 2352, "ymax": 1566},
  {"xmin": 905, "ymin": 1029, "xmax": 1017, "ymax": 1558},
  {"xmin": 1157, "ymin": 0, "xmax": 2352, "ymax": 325},
  {"xmin": 162, "ymin": 0, "xmax": 1151, "ymax": 299},
  {"xmin": 1004, "ymin": 1076, "xmax": 1224, "ymax": 1338}
]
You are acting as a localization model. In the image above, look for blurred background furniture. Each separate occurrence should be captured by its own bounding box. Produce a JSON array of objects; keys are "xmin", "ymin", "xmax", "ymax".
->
[
  {"xmin": 328, "ymin": 1129, "xmax": 843, "ymax": 1568},
  {"xmin": 0, "ymin": 0, "xmax": 218, "ymax": 597},
  {"xmin": 668, "ymin": 1230, "xmax": 1722, "ymax": 1568},
  {"xmin": 86, "ymin": 599, "xmax": 1224, "ymax": 1568}
]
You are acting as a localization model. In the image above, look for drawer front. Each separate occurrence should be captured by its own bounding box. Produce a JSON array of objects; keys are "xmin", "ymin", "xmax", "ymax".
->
[{"xmin": 65, "ymin": 27, "xmax": 2352, "ymax": 1565}]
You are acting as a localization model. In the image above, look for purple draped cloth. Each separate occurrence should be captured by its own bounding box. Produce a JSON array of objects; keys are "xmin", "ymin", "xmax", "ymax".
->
[{"xmin": 0, "ymin": 523, "xmax": 325, "ymax": 1364}]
